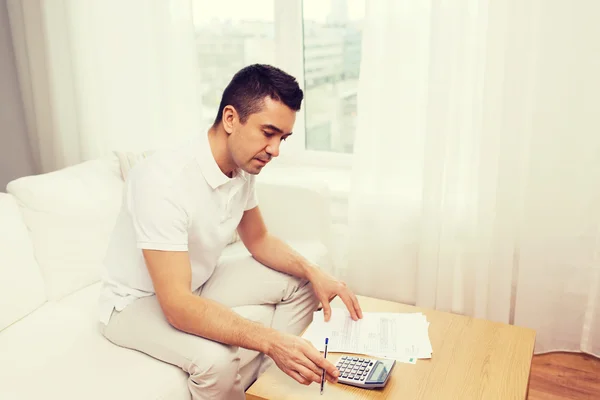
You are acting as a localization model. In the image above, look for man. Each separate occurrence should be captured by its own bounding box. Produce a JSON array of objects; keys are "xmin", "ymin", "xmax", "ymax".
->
[{"xmin": 98, "ymin": 64, "xmax": 363, "ymax": 400}]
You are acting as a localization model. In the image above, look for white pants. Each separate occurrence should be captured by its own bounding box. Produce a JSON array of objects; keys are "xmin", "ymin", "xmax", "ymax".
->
[{"xmin": 100, "ymin": 246, "xmax": 323, "ymax": 400}]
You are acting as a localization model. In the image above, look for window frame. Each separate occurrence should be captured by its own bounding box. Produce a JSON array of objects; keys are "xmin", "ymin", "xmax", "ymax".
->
[{"xmin": 273, "ymin": 0, "xmax": 354, "ymax": 169}]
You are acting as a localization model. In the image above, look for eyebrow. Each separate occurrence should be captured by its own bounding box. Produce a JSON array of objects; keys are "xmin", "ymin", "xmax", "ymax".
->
[{"xmin": 261, "ymin": 124, "xmax": 292, "ymax": 136}]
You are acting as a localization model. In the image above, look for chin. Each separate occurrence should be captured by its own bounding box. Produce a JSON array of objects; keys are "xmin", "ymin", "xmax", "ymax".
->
[{"xmin": 240, "ymin": 165, "xmax": 263, "ymax": 175}]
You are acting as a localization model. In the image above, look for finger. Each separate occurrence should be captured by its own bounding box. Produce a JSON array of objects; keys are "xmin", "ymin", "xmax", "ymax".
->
[
  {"xmin": 297, "ymin": 353, "xmax": 323, "ymax": 378},
  {"xmin": 305, "ymin": 348, "xmax": 339, "ymax": 378},
  {"xmin": 339, "ymin": 292, "xmax": 359, "ymax": 320},
  {"xmin": 321, "ymin": 299, "xmax": 332, "ymax": 322},
  {"xmin": 326, "ymin": 371, "xmax": 339, "ymax": 383},
  {"xmin": 350, "ymin": 292, "xmax": 363, "ymax": 319},
  {"xmin": 295, "ymin": 364, "xmax": 322, "ymax": 384},
  {"xmin": 287, "ymin": 370, "xmax": 311, "ymax": 386}
]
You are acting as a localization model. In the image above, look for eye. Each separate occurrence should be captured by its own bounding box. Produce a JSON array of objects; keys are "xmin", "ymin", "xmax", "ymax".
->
[
  {"xmin": 281, "ymin": 136, "xmax": 288, "ymax": 142},
  {"xmin": 263, "ymin": 131, "xmax": 274, "ymax": 138}
]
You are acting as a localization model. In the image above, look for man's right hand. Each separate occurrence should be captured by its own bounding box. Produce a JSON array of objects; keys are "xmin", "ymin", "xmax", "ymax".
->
[{"xmin": 265, "ymin": 331, "xmax": 340, "ymax": 386}]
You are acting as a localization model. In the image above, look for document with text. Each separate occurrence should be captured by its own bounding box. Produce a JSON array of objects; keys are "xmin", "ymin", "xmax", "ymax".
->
[{"xmin": 302, "ymin": 310, "xmax": 432, "ymax": 363}]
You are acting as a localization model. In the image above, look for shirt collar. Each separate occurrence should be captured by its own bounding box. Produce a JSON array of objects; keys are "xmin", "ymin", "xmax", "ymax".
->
[{"xmin": 196, "ymin": 130, "xmax": 246, "ymax": 189}]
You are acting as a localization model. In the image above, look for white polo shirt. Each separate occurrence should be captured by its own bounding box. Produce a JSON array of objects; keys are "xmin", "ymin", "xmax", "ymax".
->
[{"xmin": 98, "ymin": 132, "xmax": 257, "ymax": 324}]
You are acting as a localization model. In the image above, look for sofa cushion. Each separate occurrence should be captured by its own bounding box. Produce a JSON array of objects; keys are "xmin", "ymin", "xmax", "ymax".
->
[
  {"xmin": 0, "ymin": 194, "xmax": 46, "ymax": 331},
  {"xmin": 6, "ymin": 157, "xmax": 124, "ymax": 300},
  {"xmin": 114, "ymin": 150, "xmax": 155, "ymax": 181},
  {"xmin": 0, "ymin": 283, "xmax": 188, "ymax": 399},
  {"xmin": 0, "ymin": 282, "xmax": 272, "ymax": 399}
]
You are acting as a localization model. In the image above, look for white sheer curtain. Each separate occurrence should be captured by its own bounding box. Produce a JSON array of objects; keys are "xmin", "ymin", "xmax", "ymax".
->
[
  {"xmin": 7, "ymin": 0, "xmax": 201, "ymax": 173},
  {"xmin": 345, "ymin": 0, "xmax": 600, "ymax": 356}
]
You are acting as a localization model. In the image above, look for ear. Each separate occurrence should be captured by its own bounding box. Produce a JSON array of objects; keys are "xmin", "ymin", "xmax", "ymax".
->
[{"xmin": 222, "ymin": 105, "xmax": 237, "ymax": 135}]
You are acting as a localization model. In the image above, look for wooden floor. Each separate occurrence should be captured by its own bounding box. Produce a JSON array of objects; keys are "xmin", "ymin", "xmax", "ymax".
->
[{"xmin": 528, "ymin": 352, "xmax": 600, "ymax": 400}]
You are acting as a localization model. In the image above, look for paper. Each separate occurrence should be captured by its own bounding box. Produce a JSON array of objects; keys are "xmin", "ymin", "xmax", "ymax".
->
[{"xmin": 302, "ymin": 309, "xmax": 432, "ymax": 363}]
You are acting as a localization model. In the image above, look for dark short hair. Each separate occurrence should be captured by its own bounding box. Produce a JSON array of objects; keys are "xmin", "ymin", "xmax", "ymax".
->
[{"xmin": 213, "ymin": 64, "xmax": 304, "ymax": 126}]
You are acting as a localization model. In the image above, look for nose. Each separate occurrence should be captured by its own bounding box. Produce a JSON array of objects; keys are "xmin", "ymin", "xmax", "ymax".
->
[{"xmin": 266, "ymin": 139, "xmax": 280, "ymax": 158}]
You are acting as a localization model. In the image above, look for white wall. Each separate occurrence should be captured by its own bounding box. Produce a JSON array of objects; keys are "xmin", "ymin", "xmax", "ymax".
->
[{"xmin": 0, "ymin": 0, "xmax": 35, "ymax": 191}]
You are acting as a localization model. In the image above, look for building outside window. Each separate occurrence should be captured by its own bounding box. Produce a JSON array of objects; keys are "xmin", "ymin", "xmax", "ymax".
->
[{"xmin": 192, "ymin": 0, "xmax": 364, "ymax": 159}]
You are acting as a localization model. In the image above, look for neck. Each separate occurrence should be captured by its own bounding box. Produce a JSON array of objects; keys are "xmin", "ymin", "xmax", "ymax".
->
[{"xmin": 207, "ymin": 125, "xmax": 237, "ymax": 178}]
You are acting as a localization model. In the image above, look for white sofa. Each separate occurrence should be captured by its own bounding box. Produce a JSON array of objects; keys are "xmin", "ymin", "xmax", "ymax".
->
[{"xmin": 0, "ymin": 155, "xmax": 333, "ymax": 399}]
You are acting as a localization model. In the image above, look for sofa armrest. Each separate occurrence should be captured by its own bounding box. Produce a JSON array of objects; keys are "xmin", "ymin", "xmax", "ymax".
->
[{"xmin": 255, "ymin": 180, "xmax": 332, "ymax": 251}]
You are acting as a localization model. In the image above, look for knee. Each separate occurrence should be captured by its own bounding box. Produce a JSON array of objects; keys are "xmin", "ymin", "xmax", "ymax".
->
[
  {"xmin": 304, "ymin": 281, "xmax": 321, "ymax": 309},
  {"xmin": 188, "ymin": 345, "xmax": 240, "ymax": 391}
]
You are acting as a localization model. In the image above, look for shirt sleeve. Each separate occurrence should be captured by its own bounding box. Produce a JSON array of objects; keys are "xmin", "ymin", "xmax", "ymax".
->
[
  {"xmin": 244, "ymin": 175, "xmax": 258, "ymax": 210},
  {"xmin": 126, "ymin": 176, "xmax": 189, "ymax": 251}
]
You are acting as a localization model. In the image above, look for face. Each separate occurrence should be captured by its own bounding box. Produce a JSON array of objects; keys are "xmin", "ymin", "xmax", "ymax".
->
[{"xmin": 222, "ymin": 97, "xmax": 296, "ymax": 174}]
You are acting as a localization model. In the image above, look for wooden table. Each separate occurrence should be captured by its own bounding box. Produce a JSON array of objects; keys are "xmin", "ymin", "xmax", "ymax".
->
[{"xmin": 245, "ymin": 295, "xmax": 536, "ymax": 399}]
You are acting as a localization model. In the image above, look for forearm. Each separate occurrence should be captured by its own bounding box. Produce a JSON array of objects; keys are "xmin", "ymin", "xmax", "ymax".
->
[
  {"xmin": 247, "ymin": 233, "xmax": 318, "ymax": 281},
  {"xmin": 168, "ymin": 293, "xmax": 279, "ymax": 354}
]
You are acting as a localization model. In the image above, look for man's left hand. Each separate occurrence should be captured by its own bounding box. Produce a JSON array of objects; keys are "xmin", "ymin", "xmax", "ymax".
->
[{"xmin": 307, "ymin": 268, "xmax": 363, "ymax": 322}]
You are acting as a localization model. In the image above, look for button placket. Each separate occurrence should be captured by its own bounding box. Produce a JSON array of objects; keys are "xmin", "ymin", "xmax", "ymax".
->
[{"xmin": 221, "ymin": 182, "xmax": 242, "ymax": 222}]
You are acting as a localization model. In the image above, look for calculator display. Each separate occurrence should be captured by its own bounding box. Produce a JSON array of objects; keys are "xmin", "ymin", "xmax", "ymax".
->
[{"xmin": 369, "ymin": 362, "xmax": 388, "ymax": 382}]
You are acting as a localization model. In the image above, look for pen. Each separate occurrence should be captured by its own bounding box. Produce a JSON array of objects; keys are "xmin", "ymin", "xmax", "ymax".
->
[{"xmin": 320, "ymin": 337, "xmax": 329, "ymax": 395}]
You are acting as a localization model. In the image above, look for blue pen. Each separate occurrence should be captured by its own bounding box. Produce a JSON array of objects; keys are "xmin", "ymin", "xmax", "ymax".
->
[{"xmin": 320, "ymin": 338, "xmax": 329, "ymax": 395}]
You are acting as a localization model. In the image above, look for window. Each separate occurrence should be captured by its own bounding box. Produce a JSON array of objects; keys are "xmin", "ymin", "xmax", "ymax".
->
[
  {"xmin": 303, "ymin": 0, "xmax": 365, "ymax": 154},
  {"xmin": 192, "ymin": 0, "xmax": 364, "ymax": 161},
  {"xmin": 192, "ymin": 0, "xmax": 276, "ymax": 129}
]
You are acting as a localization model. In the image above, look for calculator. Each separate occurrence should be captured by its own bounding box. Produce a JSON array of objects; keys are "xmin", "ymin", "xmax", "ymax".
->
[{"xmin": 334, "ymin": 356, "xmax": 396, "ymax": 389}]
